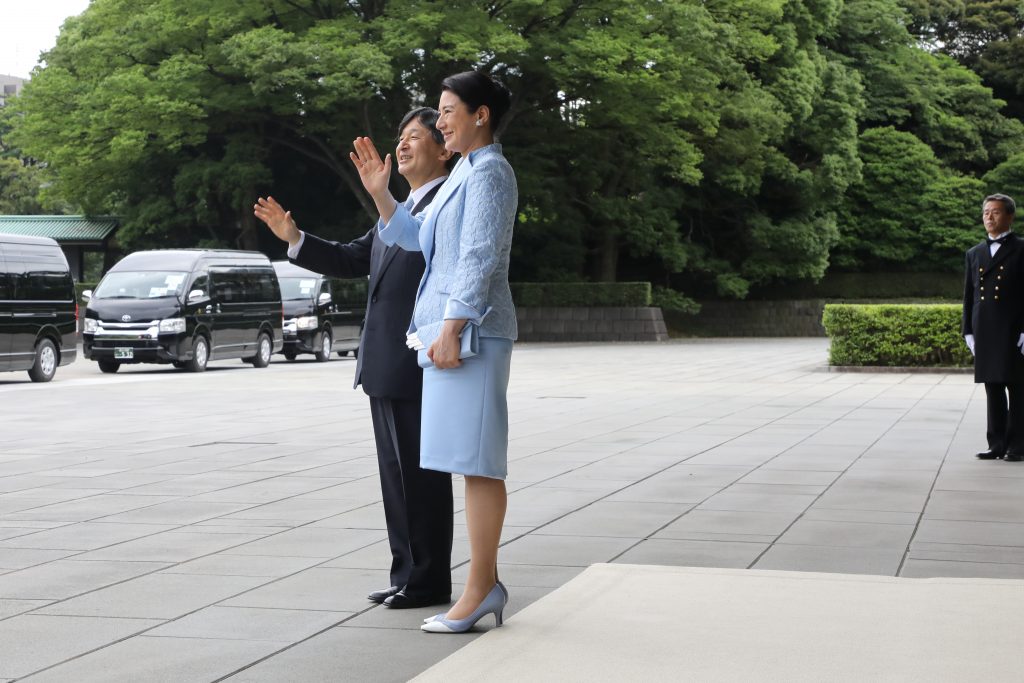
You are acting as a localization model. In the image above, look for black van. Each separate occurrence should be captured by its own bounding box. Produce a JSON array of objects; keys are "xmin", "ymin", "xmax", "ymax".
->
[
  {"xmin": 272, "ymin": 261, "xmax": 364, "ymax": 361},
  {"xmin": 0, "ymin": 234, "xmax": 78, "ymax": 382},
  {"xmin": 82, "ymin": 249, "xmax": 283, "ymax": 373}
]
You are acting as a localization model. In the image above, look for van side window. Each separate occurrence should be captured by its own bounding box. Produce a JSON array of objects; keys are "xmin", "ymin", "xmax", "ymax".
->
[
  {"xmin": 249, "ymin": 268, "xmax": 277, "ymax": 302},
  {"xmin": 211, "ymin": 268, "xmax": 242, "ymax": 303},
  {"xmin": 20, "ymin": 265, "xmax": 70, "ymax": 301}
]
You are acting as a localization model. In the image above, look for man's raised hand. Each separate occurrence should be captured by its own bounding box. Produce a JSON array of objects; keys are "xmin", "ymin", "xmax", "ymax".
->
[
  {"xmin": 349, "ymin": 137, "xmax": 391, "ymax": 198},
  {"xmin": 254, "ymin": 196, "xmax": 300, "ymax": 246}
]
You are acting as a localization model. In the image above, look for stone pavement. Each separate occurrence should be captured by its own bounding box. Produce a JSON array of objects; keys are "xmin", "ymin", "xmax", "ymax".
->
[{"xmin": 0, "ymin": 338, "xmax": 1021, "ymax": 681}]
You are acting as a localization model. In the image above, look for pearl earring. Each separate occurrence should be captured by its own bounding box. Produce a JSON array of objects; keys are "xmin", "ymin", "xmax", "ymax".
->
[{"xmin": 475, "ymin": 120, "xmax": 483, "ymax": 127}]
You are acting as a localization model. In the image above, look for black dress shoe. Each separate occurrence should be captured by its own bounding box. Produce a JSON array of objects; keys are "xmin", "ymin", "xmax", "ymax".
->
[
  {"xmin": 383, "ymin": 590, "xmax": 451, "ymax": 609},
  {"xmin": 368, "ymin": 585, "xmax": 402, "ymax": 604},
  {"xmin": 976, "ymin": 450, "xmax": 1004, "ymax": 460},
  {"xmin": 1004, "ymin": 452, "xmax": 1023, "ymax": 462}
]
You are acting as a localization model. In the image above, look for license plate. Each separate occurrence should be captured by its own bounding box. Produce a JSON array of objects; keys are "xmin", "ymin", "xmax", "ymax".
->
[{"xmin": 114, "ymin": 347, "xmax": 134, "ymax": 360}]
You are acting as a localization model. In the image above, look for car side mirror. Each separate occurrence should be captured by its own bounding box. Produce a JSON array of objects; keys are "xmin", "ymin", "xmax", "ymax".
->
[
  {"xmin": 318, "ymin": 292, "xmax": 332, "ymax": 305},
  {"xmin": 187, "ymin": 289, "xmax": 208, "ymax": 305},
  {"xmin": 81, "ymin": 290, "xmax": 92, "ymax": 302}
]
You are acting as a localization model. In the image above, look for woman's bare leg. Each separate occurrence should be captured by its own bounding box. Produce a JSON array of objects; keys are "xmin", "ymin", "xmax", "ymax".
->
[{"xmin": 446, "ymin": 475, "xmax": 506, "ymax": 619}]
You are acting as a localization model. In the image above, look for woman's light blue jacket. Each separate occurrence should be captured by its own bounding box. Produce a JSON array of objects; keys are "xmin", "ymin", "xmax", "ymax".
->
[{"xmin": 378, "ymin": 143, "xmax": 518, "ymax": 349}]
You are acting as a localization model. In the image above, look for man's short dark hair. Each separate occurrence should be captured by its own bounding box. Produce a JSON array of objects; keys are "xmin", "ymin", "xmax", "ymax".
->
[
  {"xmin": 983, "ymin": 193, "xmax": 1016, "ymax": 215},
  {"xmin": 398, "ymin": 107, "xmax": 444, "ymax": 146}
]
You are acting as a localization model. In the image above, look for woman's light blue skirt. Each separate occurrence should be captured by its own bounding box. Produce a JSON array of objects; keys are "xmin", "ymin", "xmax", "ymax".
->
[{"xmin": 420, "ymin": 337, "xmax": 513, "ymax": 479}]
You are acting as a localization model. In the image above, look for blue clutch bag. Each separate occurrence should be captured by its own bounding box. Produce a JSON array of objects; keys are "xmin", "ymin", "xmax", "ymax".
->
[{"xmin": 416, "ymin": 322, "xmax": 479, "ymax": 368}]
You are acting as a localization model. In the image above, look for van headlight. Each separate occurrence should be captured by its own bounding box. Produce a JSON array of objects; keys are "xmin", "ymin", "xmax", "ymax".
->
[
  {"xmin": 158, "ymin": 318, "xmax": 187, "ymax": 334},
  {"xmin": 296, "ymin": 316, "xmax": 318, "ymax": 330},
  {"xmin": 84, "ymin": 318, "xmax": 98, "ymax": 333}
]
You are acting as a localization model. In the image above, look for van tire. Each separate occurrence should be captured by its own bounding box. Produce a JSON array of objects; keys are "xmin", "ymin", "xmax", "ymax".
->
[
  {"xmin": 315, "ymin": 330, "xmax": 332, "ymax": 362},
  {"xmin": 251, "ymin": 332, "xmax": 272, "ymax": 368},
  {"xmin": 283, "ymin": 352, "xmax": 297, "ymax": 361},
  {"xmin": 28, "ymin": 338, "xmax": 59, "ymax": 382},
  {"xmin": 185, "ymin": 336, "xmax": 209, "ymax": 373},
  {"xmin": 98, "ymin": 359, "xmax": 120, "ymax": 374}
]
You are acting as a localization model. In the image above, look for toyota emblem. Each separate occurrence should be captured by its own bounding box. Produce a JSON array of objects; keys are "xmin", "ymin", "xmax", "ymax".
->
[{"xmin": 121, "ymin": 314, "xmax": 132, "ymax": 322}]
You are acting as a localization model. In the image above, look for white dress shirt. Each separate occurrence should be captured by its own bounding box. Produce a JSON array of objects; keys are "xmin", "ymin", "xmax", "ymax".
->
[{"xmin": 989, "ymin": 230, "xmax": 1011, "ymax": 257}]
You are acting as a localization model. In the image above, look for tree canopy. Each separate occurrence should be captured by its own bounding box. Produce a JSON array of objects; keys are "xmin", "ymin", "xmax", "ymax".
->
[{"xmin": 5, "ymin": 0, "xmax": 1024, "ymax": 300}]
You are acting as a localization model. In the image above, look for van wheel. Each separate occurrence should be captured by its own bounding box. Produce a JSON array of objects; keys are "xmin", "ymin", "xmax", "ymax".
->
[
  {"xmin": 315, "ymin": 330, "xmax": 332, "ymax": 362},
  {"xmin": 337, "ymin": 350, "xmax": 348, "ymax": 357},
  {"xmin": 28, "ymin": 338, "xmax": 59, "ymax": 382},
  {"xmin": 98, "ymin": 359, "xmax": 120, "ymax": 374},
  {"xmin": 251, "ymin": 332, "xmax": 272, "ymax": 368},
  {"xmin": 186, "ymin": 336, "xmax": 209, "ymax": 373},
  {"xmin": 283, "ymin": 352, "xmax": 297, "ymax": 361}
]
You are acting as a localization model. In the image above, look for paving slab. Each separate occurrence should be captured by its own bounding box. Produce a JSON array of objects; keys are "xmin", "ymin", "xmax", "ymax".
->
[
  {"xmin": 18, "ymin": 635, "xmax": 288, "ymax": 683},
  {"xmin": 36, "ymin": 572, "xmax": 270, "ymax": 619},
  {"xmin": 0, "ymin": 614, "xmax": 163, "ymax": 679},
  {"xmin": 414, "ymin": 564, "xmax": 1024, "ymax": 682},
  {"xmin": 0, "ymin": 559, "xmax": 170, "ymax": 600},
  {"xmin": 146, "ymin": 605, "xmax": 347, "ymax": 641}
]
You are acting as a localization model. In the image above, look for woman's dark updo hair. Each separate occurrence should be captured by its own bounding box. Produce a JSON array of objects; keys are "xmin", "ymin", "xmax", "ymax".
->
[{"xmin": 441, "ymin": 70, "xmax": 512, "ymax": 133}]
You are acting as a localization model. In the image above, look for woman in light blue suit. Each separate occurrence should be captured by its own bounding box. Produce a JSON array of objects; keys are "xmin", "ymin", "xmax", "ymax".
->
[{"xmin": 350, "ymin": 71, "xmax": 517, "ymax": 633}]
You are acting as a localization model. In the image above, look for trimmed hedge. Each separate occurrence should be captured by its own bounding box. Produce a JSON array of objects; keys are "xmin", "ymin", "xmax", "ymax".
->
[
  {"xmin": 822, "ymin": 304, "xmax": 971, "ymax": 367},
  {"xmin": 509, "ymin": 282, "xmax": 651, "ymax": 307}
]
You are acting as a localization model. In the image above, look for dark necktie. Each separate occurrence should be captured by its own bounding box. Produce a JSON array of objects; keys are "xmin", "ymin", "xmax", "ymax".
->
[{"xmin": 987, "ymin": 234, "xmax": 1010, "ymax": 246}]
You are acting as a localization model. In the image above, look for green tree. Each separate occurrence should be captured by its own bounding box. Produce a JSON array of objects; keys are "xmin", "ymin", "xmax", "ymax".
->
[
  {"xmin": 834, "ymin": 126, "xmax": 982, "ymax": 271},
  {"xmin": 8, "ymin": 0, "xmax": 1017, "ymax": 296},
  {"xmin": 0, "ymin": 158, "xmax": 44, "ymax": 214}
]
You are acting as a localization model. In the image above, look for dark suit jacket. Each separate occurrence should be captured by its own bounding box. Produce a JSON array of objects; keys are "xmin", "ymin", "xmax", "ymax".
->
[
  {"xmin": 962, "ymin": 232, "xmax": 1024, "ymax": 383},
  {"xmin": 291, "ymin": 185, "xmax": 440, "ymax": 400}
]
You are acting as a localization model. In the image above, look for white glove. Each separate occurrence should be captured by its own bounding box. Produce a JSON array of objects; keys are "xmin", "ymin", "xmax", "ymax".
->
[
  {"xmin": 406, "ymin": 332, "xmax": 425, "ymax": 350},
  {"xmin": 965, "ymin": 334, "xmax": 975, "ymax": 356},
  {"xmin": 1018, "ymin": 333, "xmax": 1024, "ymax": 356}
]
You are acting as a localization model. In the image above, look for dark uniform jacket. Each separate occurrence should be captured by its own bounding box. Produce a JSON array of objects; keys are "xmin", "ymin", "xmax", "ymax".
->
[
  {"xmin": 962, "ymin": 232, "xmax": 1024, "ymax": 383},
  {"xmin": 290, "ymin": 185, "xmax": 440, "ymax": 400}
]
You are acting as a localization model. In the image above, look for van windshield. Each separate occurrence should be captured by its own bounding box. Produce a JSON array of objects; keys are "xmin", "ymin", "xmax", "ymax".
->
[
  {"xmin": 94, "ymin": 271, "xmax": 189, "ymax": 300},
  {"xmin": 279, "ymin": 277, "xmax": 318, "ymax": 301}
]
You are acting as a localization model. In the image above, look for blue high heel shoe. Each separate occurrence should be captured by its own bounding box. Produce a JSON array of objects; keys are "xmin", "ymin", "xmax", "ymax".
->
[
  {"xmin": 424, "ymin": 581, "xmax": 507, "ymax": 624},
  {"xmin": 421, "ymin": 583, "xmax": 507, "ymax": 633}
]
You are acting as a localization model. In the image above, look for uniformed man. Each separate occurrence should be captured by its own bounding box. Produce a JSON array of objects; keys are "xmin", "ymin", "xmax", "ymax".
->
[{"xmin": 963, "ymin": 193, "xmax": 1024, "ymax": 462}]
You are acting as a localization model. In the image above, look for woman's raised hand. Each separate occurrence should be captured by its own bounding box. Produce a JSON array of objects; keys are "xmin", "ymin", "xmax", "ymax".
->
[
  {"xmin": 253, "ymin": 196, "xmax": 300, "ymax": 245},
  {"xmin": 350, "ymin": 137, "xmax": 391, "ymax": 198}
]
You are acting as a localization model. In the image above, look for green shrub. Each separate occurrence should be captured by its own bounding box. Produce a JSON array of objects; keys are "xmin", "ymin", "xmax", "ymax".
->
[
  {"xmin": 822, "ymin": 304, "xmax": 971, "ymax": 367},
  {"xmin": 652, "ymin": 286, "xmax": 700, "ymax": 314},
  {"xmin": 510, "ymin": 282, "xmax": 651, "ymax": 307}
]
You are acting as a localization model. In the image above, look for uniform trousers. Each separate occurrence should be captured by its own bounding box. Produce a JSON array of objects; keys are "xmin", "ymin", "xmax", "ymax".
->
[
  {"xmin": 985, "ymin": 383, "xmax": 1024, "ymax": 455},
  {"xmin": 369, "ymin": 396, "xmax": 453, "ymax": 597}
]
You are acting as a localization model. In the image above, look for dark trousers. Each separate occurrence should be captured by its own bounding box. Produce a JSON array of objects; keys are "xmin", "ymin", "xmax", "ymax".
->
[
  {"xmin": 984, "ymin": 383, "xmax": 1024, "ymax": 455},
  {"xmin": 368, "ymin": 396, "xmax": 453, "ymax": 597}
]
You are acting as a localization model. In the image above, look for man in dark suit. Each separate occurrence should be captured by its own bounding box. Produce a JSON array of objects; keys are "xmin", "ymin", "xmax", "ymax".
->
[
  {"xmin": 254, "ymin": 108, "xmax": 456, "ymax": 607},
  {"xmin": 963, "ymin": 193, "xmax": 1024, "ymax": 462}
]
